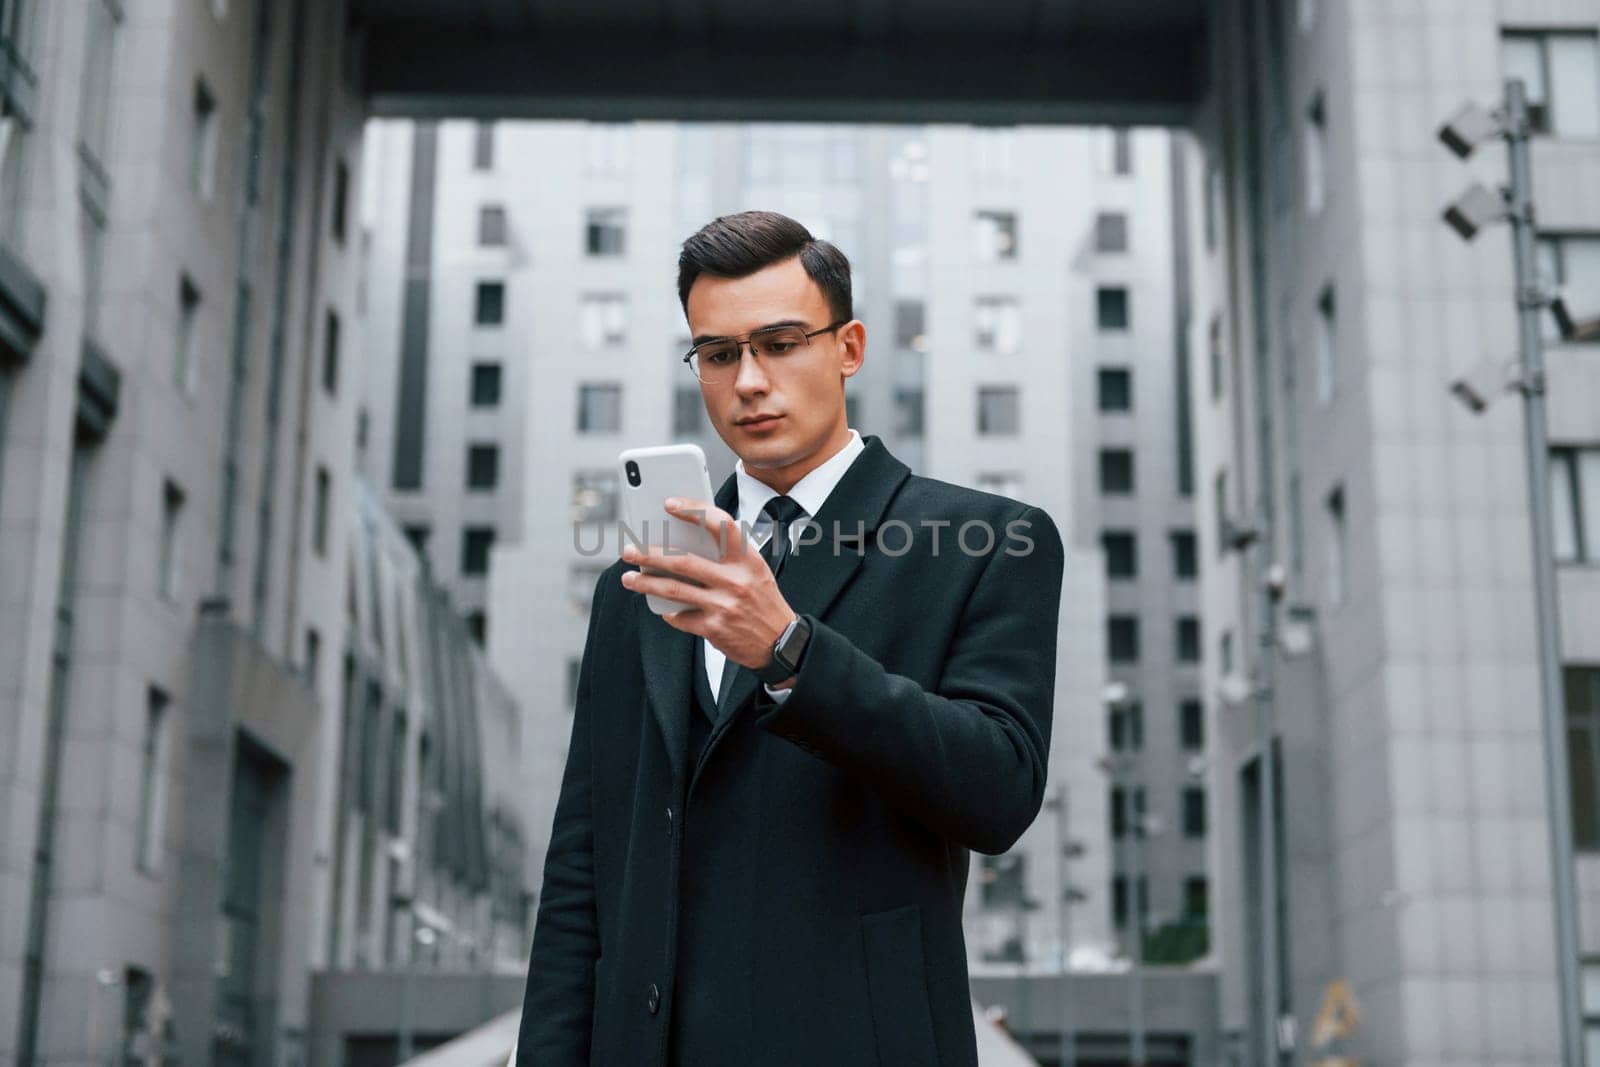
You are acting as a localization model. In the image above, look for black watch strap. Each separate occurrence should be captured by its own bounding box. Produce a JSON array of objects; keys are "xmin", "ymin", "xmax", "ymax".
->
[{"xmin": 755, "ymin": 615, "xmax": 811, "ymax": 685}]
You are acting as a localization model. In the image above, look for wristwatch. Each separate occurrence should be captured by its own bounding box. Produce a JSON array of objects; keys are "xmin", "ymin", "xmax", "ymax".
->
[{"xmin": 754, "ymin": 615, "xmax": 812, "ymax": 686}]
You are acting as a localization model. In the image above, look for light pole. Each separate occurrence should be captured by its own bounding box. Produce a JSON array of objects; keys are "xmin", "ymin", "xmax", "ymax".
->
[
  {"xmin": 1043, "ymin": 784, "xmax": 1087, "ymax": 1067},
  {"xmin": 1437, "ymin": 77, "xmax": 1584, "ymax": 1067},
  {"xmin": 1098, "ymin": 680, "xmax": 1153, "ymax": 1067}
]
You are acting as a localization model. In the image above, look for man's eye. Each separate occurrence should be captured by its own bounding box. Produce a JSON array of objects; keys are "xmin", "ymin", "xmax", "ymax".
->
[
  {"xmin": 763, "ymin": 341, "xmax": 798, "ymax": 355},
  {"xmin": 704, "ymin": 349, "xmax": 738, "ymax": 365}
]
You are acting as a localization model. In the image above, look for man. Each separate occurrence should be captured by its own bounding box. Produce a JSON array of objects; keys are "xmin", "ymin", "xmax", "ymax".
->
[{"xmin": 516, "ymin": 211, "xmax": 1064, "ymax": 1066}]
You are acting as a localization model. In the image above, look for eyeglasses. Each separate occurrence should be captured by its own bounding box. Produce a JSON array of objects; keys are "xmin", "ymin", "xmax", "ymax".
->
[{"xmin": 682, "ymin": 320, "xmax": 849, "ymax": 384}]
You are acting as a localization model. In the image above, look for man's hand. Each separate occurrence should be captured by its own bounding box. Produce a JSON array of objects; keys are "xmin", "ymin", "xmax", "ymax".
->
[{"xmin": 620, "ymin": 497, "xmax": 797, "ymax": 676}]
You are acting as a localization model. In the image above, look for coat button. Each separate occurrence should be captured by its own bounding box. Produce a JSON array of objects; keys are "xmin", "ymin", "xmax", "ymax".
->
[
  {"xmin": 646, "ymin": 983, "xmax": 661, "ymax": 1014},
  {"xmin": 665, "ymin": 805, "xmax": 673, "ymax": 836}
]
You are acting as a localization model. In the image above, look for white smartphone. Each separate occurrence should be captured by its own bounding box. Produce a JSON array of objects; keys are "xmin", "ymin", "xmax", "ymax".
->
[{"xmin": 618, "ymin": 443, "xmax": 722, "ymax": 615}]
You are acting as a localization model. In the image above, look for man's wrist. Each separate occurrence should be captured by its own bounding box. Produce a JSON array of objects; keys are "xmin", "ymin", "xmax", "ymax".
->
[{"xmin": 755, "ymin": 614, "xmax": 811, "ymax": 685}]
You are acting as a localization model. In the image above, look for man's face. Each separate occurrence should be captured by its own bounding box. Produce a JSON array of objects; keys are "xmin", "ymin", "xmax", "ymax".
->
[{"xmin": 685, "ymin": 256, "xmax": 864, "ymax": 480}]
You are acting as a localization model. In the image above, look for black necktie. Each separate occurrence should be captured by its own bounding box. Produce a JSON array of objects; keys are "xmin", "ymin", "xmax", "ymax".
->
[{"xmin": 759, "ymin": 495, "xmax": 807, "ymax": 578}]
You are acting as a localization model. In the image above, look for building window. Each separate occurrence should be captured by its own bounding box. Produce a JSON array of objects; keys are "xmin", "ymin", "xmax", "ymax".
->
[
  {"xmin": 1184, "ymin": 876, "xmax": 1209, "ymax": 918},
  {"xmin": 1502, "ymin": 31, "xmax": 1600, "ymax": 139},
  {"xmin": 322, "ymin": 309, "xmax": 340, "ymax": 396},
  {"xmin": 585, "ymin": 206, "xmax": 627, "ymax": 256},
  {"xmin": 577, "ymin": 383, "xmax": 622, "ymax": 434},
  {"xmin": 466, "ymin": 443, "xmax": 499, "ymax": 490},
  {"xmin": 673, "ymin": 384, "xmax": 704, "ymax": 435},
  {"xmin": 478, "ymin": 204, "xmax": 508, "ymax": 246},
  {"xmin": 1304, "ymin": 91, "xmax": 1327, "ymax": 216},
  {"xmin": 1111, "ymin": 875, "xmax": 1150, "ymax": 930},
  {"xmin": 1109, "ymin": 701, "xmax": 1143, "ymax": 752},
  {"xmin": 470, "ymin": 362, "xmax": 502, "ymax": 408},
  {"xmin": 1101, "ymin": 127, "xmax": 1133, "ymax": 175},
  {"xmin": 466, "ymin": 611, "xmax": 486, "ymax": 645},
  {"xmin": 893, "ymin": 388, "xmax": 925, "ymax": 437},
  {"xmin": 895, "ymin": 300, "xmax": 927, "ymax": 350},
  {"xmin": 473, "ymin": 120, "xmax": 495, "ymax": 169},
  {"xmin": 1103, "ymin": 531, "xmax": 1137, "ymax": 580},
  {"xmin": 977, "ymin": 386, "xmax": 1020, "ymax": 436},
  {"xmin": 475, "ymin": 281, "xmax": 505, "ymax": 327},
  {"xmin": 1095, "ymin": 211, "xmax": 1129, "ymax": 253},
  {"xmin": 1111, "ymin": 786, "xmax": 1146, "ymax": 839},
  {"xmin": 402, "ymin": 524, "xmax": 429, "ymax": 557},
  {"xmin": 1099, "ymin": 449, "xmax": 1135, "ymax": 495},
  {"xmin": 305, "ymin": 627, "xmax": 321, "ymax": 686},
  {"xmin": 1220, "ymin": 629, "xmax": 1234, "ymax": 675},
  {"xmin": 1097, "ymin": 286, "xmax": 1130, "ymax": 332},
  {"xmin": 569, "ymin": 562, "xmax": 606, "ymax": 614},
  {"xmin": 572, "ymin": 469, "xmax": 619, "ymax": 523},
  {"xmin": 974, "ymin": 296, "xmax": 1021, "ymax": 353},
  {"xmin": 979, "ymin": 853, "xmax": 1026, "ymax": 909},
  {"xmin": 973, "ymin": 210, "xmax": 1018, "ymax": 261},
  {"xmin": 312, "ymin": 466, "xmax": 330, "ymax": 557},
  {"xmin": 1315, "ymin": 286, "xmax": 1335, "ymax": 406},
  {"xmin": 175, "ymin": 276, "xmax": 200, "ymax": 394},
  {"xmin": 1182, "ymin": 787, "xmax": 1206, "ymax": 838},
  {"xmin": 1209, "ymin": 314, "xmax": 1224, "ymax": 402},
  {"xmin": 1171, "ymin": 530, "xmax": 1198, "ymax": 579},
  {"xmin": 1571, "ymin": 667, "xmax": 1600, "ymax": 853},
  {"xmin": 1536, "ymin": 235, "xmax": 1600, "ymax": 343},
  {"xmin": 1204, "ymin": 163, "xmax": 1222, "ymax": 252},
  {"xmin": 1177, "ymin": 616, "xmax": 1202, "ymax": 663},
  {"xmin": 462, "ymin": 526, "xmax": 495, "ymax": 576},
  {"xmin": 1214, "ymin": 470, "xmax": 1230, "ymax": 557},
  {"xmin": 1551, "ymin": 447, "xmax": 1600, "ymax": 563},
  {"xmin": 136, "ymin": 688, "xmax": 170, "ymax": 873},
  {"xmin": 976, "ymin": 472, "xmax": 1024, "ymax": 500},
  {"xmin": 580, "ymin": 292, "xmax": 629, "ymax": 348},
  {"xmin": 1108, "ymin": 616, "xmax": 1140, "ymax": 663},
  {"xmin": 386, "ymin": 714, "xmax": 408, "ymax": 832},
  {"xmin": 1098, "ymin": 366, "xmax": 1132, "ymax": 412},
  {"xmin": 331, "ymin": 159, "xmax": 349, "ymax": 243},
  {"xmin": 159, "ymin": 481, "xmax": 183, "ymax": 601},
  {"xmin": 1326, "ymin": 484, "xmax": 1347, "ymax": 608},
  {"xmin": 191, "ymin": 79, "xmax": 217, "ymax": 198},
  {"xmin": 1180, "ymin": 699, "xmax": 1204, "ymax": 750}
]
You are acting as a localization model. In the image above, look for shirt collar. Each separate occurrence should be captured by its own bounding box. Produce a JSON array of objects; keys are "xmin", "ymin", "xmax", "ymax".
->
[{"xmin": 734, "ymin": 428, "xmax": 864, "ymax": 527}]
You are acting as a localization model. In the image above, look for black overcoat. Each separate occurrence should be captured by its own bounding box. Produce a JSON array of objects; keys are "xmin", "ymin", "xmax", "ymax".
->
[{"xmin": 516, "ymin": 434, "xmax": 1065, "ymax": 1066}]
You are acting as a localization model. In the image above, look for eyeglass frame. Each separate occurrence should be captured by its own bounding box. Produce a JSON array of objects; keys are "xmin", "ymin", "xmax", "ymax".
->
[{"xmin": 681, "ymin": 319, "xmax": 851, "ymax": 384}]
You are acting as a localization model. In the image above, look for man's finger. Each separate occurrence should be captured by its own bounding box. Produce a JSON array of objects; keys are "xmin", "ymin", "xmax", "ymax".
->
[{"xmin": 623, "ymin": 569, "xmax": 713, "ymax": 609}]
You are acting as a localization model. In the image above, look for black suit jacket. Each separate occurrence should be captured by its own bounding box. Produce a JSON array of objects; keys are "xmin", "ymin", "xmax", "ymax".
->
[{"xmin": 516, "ymin": 434, "xmax": 1065, "ymax": 1067}]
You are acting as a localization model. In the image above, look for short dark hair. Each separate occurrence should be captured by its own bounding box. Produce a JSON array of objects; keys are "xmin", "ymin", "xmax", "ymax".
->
[{"xmin": 677, "ymin": 211, "xmax": 852, "ymax": 324}]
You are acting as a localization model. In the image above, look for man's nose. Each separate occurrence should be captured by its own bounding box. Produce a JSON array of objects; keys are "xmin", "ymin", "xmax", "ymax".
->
[{"xmin": 733, "ymin": 348, "xmax": 769, "ymax": 393}]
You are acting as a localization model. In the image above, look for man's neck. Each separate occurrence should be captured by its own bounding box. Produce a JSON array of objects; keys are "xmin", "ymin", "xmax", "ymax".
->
[{"xmin": 740, "ymin": 425, "xmax": 854, "ymax": 497}]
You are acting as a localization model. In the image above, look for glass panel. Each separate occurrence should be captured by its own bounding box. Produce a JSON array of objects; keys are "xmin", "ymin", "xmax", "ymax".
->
[
  {"xmin": 1581, "ymin": 450, "xmax": 1600, "ymax": 561},
  {"xmin": 1562, "ymin": 238, "xmax": 1600, "ymax": 324},
  {"xmin": 1549, "ymin": 35, "xmax": 1600, "ymax": 138},
  {"xmin": 1502, "ymin": 35, "xmax": 1547, "ymax": 104},
  {"xmin": 1551, "ymin": 452, "xmax": 1580, "ymax": 563},
  {"xmin": 1570, "ymin": 723, "xmax": 1600, "ymax": 849}
]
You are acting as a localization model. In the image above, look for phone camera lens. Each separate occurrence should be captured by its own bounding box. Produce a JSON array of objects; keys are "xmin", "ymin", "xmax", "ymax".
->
[{"xmin": 625, "ymin": 460, "xmax": 641, "ymax": 487}]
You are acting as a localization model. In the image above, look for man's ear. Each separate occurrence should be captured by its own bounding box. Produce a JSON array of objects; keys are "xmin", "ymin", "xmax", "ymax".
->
[{"xmin": 838, "ymin": 320, "xmax": 866, "ymax": 378}]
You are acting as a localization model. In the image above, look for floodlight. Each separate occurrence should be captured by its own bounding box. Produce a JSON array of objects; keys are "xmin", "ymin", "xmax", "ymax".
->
[
  {"xmin": 1442, "ymin": 182, "xmax": 1508, "ymax": 241},
  {"xmin": 1438, "ymin": 101, "xmax": 1503, "ymax": 159}
]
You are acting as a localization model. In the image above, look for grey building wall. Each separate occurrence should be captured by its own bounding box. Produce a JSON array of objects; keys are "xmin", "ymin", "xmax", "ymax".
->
[
  {"xmin": 0, "ymin": 4, "xmax": 530, "ymax": 1066},
  {"xmin": 1193, "ymin": 1, "xmax": 1600, "ymax": 1063}
]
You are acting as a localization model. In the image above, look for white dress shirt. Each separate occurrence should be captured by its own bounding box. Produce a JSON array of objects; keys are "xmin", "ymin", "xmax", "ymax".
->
[{"xmin": 705, "ymin": 428, "xmax": 865, "ymax": 702}]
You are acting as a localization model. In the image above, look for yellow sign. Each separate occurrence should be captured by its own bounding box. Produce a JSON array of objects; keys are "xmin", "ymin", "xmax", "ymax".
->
[{"xmin": 1310, "ymin": 979, "xmax": 1360, "ymax": 1066}]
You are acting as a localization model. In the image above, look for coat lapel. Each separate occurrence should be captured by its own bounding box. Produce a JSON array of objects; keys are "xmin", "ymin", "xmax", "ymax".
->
[{"xmin": 710, "ymin": 435, "xmax": 911, "ymax": 739}]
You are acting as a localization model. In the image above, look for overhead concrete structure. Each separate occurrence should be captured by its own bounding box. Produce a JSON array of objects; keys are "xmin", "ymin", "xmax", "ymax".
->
[{"xmin": 350, "ymin": 0, "xmax": 1208, "ymax": 125}]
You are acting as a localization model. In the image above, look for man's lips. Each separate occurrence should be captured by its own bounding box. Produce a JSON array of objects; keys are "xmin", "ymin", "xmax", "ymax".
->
[{"xmin": 735, "ymin": 414, "xmax": 782, "ymax": 427}]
